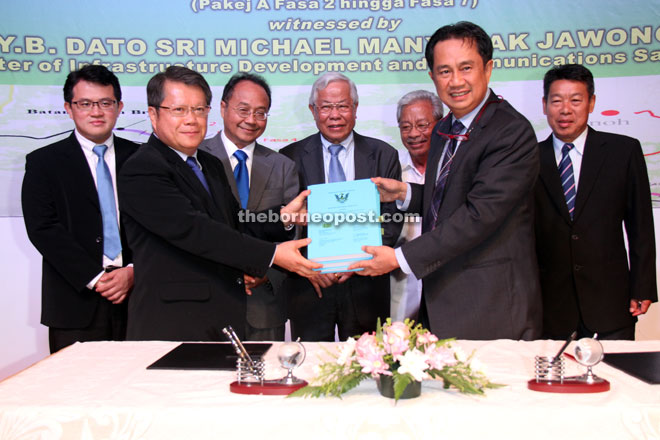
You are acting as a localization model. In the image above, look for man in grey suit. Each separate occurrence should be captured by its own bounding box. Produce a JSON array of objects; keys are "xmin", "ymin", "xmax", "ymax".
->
[
  {"xmin": 350, "ymin": 22, "xmax": 542, "ymax": 340},
  {"xmin": 280, "ymin": 72, "xmax": 401, "ymax": 341},
  {"xmin": 200, "ymin": 73, "xmax": 299, "ymax": 341}
]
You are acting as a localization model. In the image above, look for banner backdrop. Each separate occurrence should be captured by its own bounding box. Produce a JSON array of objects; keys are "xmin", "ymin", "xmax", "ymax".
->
[{"xmin": 1, "ymin": 0, "xmax": 659, "ymax": 215}]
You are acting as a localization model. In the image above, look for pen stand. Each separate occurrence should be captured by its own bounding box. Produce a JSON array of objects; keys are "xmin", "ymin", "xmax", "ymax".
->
[
  {"xmin": 527, "ymin": 338, "xmax": 610, "ymax": 393},
  {"xmin": 236, "ymin": 358, "xmax": 265, "ymax": 384},
  {"xmin": 229, "ymin": 342, "xmax": 308, "ymax": 396}
]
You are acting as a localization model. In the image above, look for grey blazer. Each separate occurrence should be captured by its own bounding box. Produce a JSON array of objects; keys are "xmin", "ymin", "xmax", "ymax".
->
[{"xmin": 200, "ymin": 132, "xmax": 299, "ymax": 329}]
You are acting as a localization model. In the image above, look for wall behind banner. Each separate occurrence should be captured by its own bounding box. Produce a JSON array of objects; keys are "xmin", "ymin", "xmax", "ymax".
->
[{"xmin": 1, "ymin": 1, "xmax": 659, "ymax": 378}]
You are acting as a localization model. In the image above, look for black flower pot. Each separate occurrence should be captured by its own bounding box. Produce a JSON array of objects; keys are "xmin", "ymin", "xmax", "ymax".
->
[{"xmin": 376, "ymin": 375, "xmax": 422, "ymax": 399}]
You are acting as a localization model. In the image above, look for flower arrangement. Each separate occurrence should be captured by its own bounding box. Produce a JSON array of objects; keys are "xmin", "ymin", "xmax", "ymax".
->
[{"xmin": 290, "ymin": 318, "xmax": 501, "ymax": 401}]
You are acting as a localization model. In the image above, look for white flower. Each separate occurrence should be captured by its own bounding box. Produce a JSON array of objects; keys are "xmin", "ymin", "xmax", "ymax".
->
[
  {"xmin": 336, "ymin": 337, "xmax": 357, "ymax": 366},
  {"xmin": 453, "ymin": 345, "xmax": 467, "ymax": 362},
  {"xmin": 470, "ymin": 358, "xmax": 487, "ymax": 375},
  {"xmin": 397, "ymin": 349, "xmax": 430, "ymax": 382}
]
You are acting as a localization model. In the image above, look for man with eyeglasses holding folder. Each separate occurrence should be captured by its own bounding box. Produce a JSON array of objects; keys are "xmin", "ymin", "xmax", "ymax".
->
[
  {"xmin": 22, "ymin": 65, "xmax": 138, "ymax": 352},
  {"xmin": 118, "ymin": 66, "xmax": 320, "ymax": 341},
  {"xmin": 199, "ymin": 73, "xmax": 300, "ymax": 341},
  {"xmin": 349, "ymin": 22, "xmax": 543, "ymax": 341}
]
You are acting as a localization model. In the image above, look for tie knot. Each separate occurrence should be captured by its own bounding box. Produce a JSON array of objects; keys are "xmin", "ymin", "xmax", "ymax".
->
[
  {"xmin": 233, "ymin": 149, "xmax": 248, "ymax": 163},
  {"xmin": 450, "ymin": 119, "xmax": 465, "ymax": 135},
  {"xmin": 329, "ymin": 144, "xmax": 343, "ymax": 157},
  {"xmin": 562, "ymin": 143, "xmax": 575, "ymax": 154},
  {"xmin": 93, "ymin": 144, "xmax": 108, "ymax": 157},
  {"xmin": 186, "ymin": 156, "xmax": 200, "ymax": 168}
]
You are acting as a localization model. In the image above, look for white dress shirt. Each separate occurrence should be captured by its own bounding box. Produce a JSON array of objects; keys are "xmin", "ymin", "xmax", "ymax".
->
[{"xmin": 320, "ymin": 132, "xmax": 355, "ymax": 182}]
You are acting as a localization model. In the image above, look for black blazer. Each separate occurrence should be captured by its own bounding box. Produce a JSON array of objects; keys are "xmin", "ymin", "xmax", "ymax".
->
[
  {"xmin": 280, "ymin": 131, "xmax": 401, "ymax": 329},
  {"xmin": 534, "ymin": 127, "xmax": 657, "ymax": 338},
  {"xmin": 118, "ymin": 135, "xmax": 278, "ymax": 341},
  {"xmin": 21, "ymin": 133, "xmax": 137, "ymax": 328},
  {"xmin": 402, "ymin": 91, "xmax": 543, "ymax": 340}
]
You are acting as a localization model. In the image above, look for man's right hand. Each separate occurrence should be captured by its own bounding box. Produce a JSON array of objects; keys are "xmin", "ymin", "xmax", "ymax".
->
[
  {"xmin": 371, "ymin": 177, "xmax": 408, "ymax": 202},
  {"xmin": 273, "ymin": 238, "xmax": 322, "ymax": 278}
]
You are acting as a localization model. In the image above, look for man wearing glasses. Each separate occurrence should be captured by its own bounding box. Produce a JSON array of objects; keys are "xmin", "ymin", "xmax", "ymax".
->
[
  {"xmin": 200, "ymin": 73, "xmax": 299, "ymax": 341},
  {"xmin": 118, "ymin": 66, "xmax": 320, "ymax": 341},
  {"xmin": 390, "ymin": 90, "xmax": 443, "ymax": 322},
  {"xmin": 22, "ymin": 65, "xmax": 138, "ymax": 352},
  {"xmin": 350, "ymin": 22, "xmax": 543, "ymax": 341},
  {"xmin": 280, "ymin": 72, "xmax": 401, "ymax": 341}
]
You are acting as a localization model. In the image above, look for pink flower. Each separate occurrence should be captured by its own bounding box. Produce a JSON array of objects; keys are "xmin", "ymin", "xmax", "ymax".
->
[
  {"xmin": 355, "ymin": 333, "xmax": 389, "ymax": 377},
  {"xmin": 425, "ymin": 344, "xmax": 456, "ymax": 370},
  {"xmin": 416, "ymin": 331, "xmax": 439, "ymax": 347},
  {"xmin": 383, "ymin": 321, "xmax": 410, "ymax": 360}
]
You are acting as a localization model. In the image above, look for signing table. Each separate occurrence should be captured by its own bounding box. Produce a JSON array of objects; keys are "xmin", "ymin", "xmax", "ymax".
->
[{"xmin": 0, "ymin": 340, "xmax": 658, "ymax": 439}]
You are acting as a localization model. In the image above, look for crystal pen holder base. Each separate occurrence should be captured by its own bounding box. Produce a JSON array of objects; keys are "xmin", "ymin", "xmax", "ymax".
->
[
  {"xmin": 527, "ymin": 354, "xmax": 610, "ymax": 393},
  {"xmin": 229, "ymin": 358, "xmax": 308, "ymax": 395}
]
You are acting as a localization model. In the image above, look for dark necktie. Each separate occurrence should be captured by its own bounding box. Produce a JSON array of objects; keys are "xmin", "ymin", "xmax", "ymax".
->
[
  {"xmin": 186, "ymin": 156, "xmax": 210, "ymax": 194},
  {"xmin": 233, "ymin": 150, "xmax": 249, "ymax": 209},
  {"xmin": 92, "ymin": 144, "xmax": 122, "ymax": 260},
  {"xmin": 328, "ymin": 144, "xmax": 346, "ymax": 183},
  {"xmin": 559, "ymin": 143, "xmax": 577, "ymax": 220},
  {"xmin": 423, "ymin": 119, "xmax": 465, "ymax": 231}
]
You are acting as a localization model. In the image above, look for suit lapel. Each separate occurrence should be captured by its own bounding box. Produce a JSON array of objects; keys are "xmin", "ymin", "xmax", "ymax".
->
[
  {"xmin": 300, "ymin": 133, "xmax": 326, "ymax": 186},
  {"xmin": 573, "ymin": 127, "xmax": 606, "ymax": 221},
  {"xmin": 538, "ymin": 135, "xmax": 572, "ymax": 224},
  {"xmin": 248, "ymin": 144, "xmax": 273, "ymax": 211},
  {"xmin": 62, "ymin": 133, "xmax": 99, "ymax": 210},
  {"xmin": 353, "ymin": 132, "xmax": 375, "ymax": 180},
  {"xmin": 424, "ymin": 116, "xmax": 452, "ymax": 213}
]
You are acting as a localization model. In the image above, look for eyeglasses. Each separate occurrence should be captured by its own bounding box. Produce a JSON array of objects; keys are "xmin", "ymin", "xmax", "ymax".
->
[
  {"xmin": 156, "ymin": 105, "xmax": 211, "ymax": 117},
  {"xmin": 232, "ymin": 106, "xmax": 269, "ymax": 121},
  {"xmin": 314, "ymin": 102, "xmax": 354, "ymax": 115},
  {"xmin": 399, "ymin": 122, "xmax": 433, "ymax": 134},
  {"xmin": 71, "ymin": 99, "xmax": 117, "ymax": 111}
]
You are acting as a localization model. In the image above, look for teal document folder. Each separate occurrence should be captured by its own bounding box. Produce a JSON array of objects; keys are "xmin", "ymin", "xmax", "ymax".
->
[{"xmin": 307, "ymin": 179, "xmax": 382, "ymax": 272}]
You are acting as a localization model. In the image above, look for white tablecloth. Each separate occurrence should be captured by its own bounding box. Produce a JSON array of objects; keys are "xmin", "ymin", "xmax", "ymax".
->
[{"xmin": 0, "ymin": 340, "xmax": 658, "ymax": 440}]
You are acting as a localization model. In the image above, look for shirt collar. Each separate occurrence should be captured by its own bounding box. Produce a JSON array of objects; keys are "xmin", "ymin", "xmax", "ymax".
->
[
  {"xmin": 221, "ymin": 130, "xmax": 255, "ymax": 161},
  {"xmin": 321, "ymin": 132, "xmax": 354, "ymax": 154},
  {"xmin": 552, "ymin": 128, "xmax": 588, "ymax": 157},
  {"xmin": 398, "ymin": 149, "xmax": 424, "ymax": 179},
  {"xmin": 453, "ymin": 90, "xmax": 491, "ymax": 131},
  {"xmin": 75, "ymin": 130, "xmax": 114, "ymax": 153}
]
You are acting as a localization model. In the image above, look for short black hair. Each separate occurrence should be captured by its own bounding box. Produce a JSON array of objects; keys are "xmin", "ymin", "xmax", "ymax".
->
[
  {"xmin": 222, "ymin": 73, "xmax": 272, "ymax": 110},
  {"xmin": 425, "ymin": 21, "xmax": 493, "ymax": 71},
  {"xmin": 147, "ymin": 66, "xmax": 212, "ymax": 108},
  {"xmin": 543, "ymin": 64, "xmax": 595, "ymax": 99},
  {"xmin": 63, "ymin": 65, "xmax": 121, "ymax": 103}
]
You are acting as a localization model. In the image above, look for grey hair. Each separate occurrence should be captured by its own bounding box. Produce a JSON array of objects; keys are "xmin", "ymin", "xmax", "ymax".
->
[
  {"xmin": 308, "ymin": 72, "xmax": 359, "ymax": 107},
  {"xmin": 396, "ymin": 90, "xmax": 443, "ymax": 122}
]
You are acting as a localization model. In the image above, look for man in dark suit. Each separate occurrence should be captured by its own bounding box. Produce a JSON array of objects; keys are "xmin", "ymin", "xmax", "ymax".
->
[
  {"xmin": 280, "ymin": 72, "xmax": 401, "ymax": 341},
  {"xmin": 118, "ymin": 66, "xmax": 319, "ymax": 341},
  {"xmin": 535, "ymin": 64, "xmax": 657, "ymax": 340},
  {"xmin": 200, "ymin": 73, "xmax": 299, "ymax": 341},
  {"xmin": 350, "ymin": 22, "xmax": 542, "ymax": 340},
  {"xmin": 21, "ymin": 65, "xmax": 137, "ymax": 353}
]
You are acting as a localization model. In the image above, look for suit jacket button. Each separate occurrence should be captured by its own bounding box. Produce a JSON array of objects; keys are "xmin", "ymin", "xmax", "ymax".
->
[
  {"xmin": 96, "ymin": 236, "xmax": 102, "ymax": 243},
  {"xmin": 571, "ymin": 234, "xmax": 579, "ymax": 240},
  {"xmin": 236, "ymin": 278, "xmax": 243, "ymax": 285},
  {"xmin": 574, "ymin": 264, "xmax": 583, "ymax": 271}
]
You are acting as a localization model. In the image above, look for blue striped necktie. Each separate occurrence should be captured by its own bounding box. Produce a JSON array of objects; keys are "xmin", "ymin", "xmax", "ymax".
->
[
  {"xmin": 423, "ymin": 119, "xmax": 464, "ymax": 231},
  {"xmin": 559, "ymin": 143, "xmax": 577, "ymax": 220},
  {"xmin": 92, "ymin": 144, "xmax": 122, "ymax": 260}
]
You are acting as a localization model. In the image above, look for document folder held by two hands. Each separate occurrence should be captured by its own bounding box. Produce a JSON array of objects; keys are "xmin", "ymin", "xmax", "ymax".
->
[{"xmin": 307, "ymin": 179, "xmax": 382, "ymax": 273}]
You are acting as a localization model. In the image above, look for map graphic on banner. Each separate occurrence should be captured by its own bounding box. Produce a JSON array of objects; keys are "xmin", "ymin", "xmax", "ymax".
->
[{"xmin": 1, "ymin": 0, "xmax": 659, "ymax": 216}]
